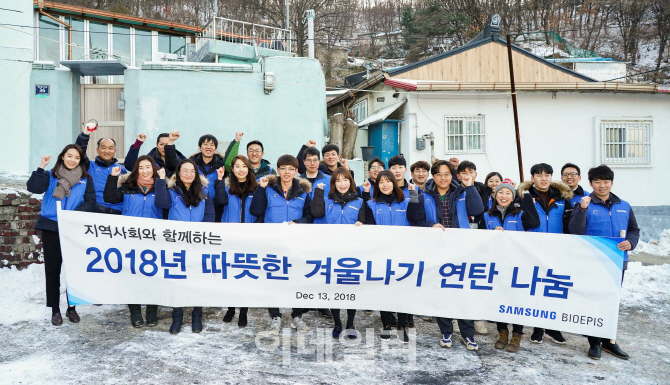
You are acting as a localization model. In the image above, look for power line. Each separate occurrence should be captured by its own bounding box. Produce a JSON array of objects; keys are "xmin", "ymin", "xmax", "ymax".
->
[{"xmin": 604, "ymin": 64, "xmax": 670, "ymax": 81}]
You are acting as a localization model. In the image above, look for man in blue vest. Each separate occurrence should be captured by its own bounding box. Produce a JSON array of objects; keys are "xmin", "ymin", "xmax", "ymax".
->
[
  {"xmin": 517, "ymin": 163, "xmax": 574, "ymax": 345},
  {"xmin": 296, "ymin": 141, "xmax": 331, "ymax": 200},
  {"xmin": 569, "ymin": 164, "xmax": 638, "ymax": 361},
  {"xmin": 408, "ymin": 160, "xmax": 484, "ymax": 351},
  {"xmin": 357, "ymin": 157, "xmax": 385, "ymax": 198},
  {"xmin": 76, "ymin": 125, "xmax": 126, "ymax": 214},
  {"xmin": 561, "ymin": 162, "xmax": 590, "ymax": 207},
  {"xmin": 388, "ymin": 155, "xmax": 411, "ymax": 196}
]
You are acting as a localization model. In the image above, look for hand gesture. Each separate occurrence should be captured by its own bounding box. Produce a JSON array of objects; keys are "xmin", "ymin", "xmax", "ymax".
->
[
  {"xmin": 136, "ymin": 133, "xmax": 147, "ymax": 142},
  {"xmin": 259, "ymin": 176, "xmax": 269, "ymax": 188},
  {"xmin": 83, "ymin": 121, "xmax": 97, "ymax": 134},
  {"xmin": 495, "ymin": 226, "xmax": 504, "ymax": 231},
  {"xmin": 317, "ymin": 183, "xmax": 325, "ymax": 190},
  {"xmin": 580, "ymin": 196, "xmax": 591, "ymax": 209},
  {"xmin": 157, "ymin": 168, "xmax": 166, "ymax": 179},
  {"xmin": 168, "ymin": 131, "xmax": 180, "ymax": 144},
  {"xmin": 216, "ymin": 167, "xmax": 225, "ymax": 180},
  {"xmin": 432, "ymin": 223, "xmax": 445, "ymax": 231},
  {"xmin": 448, "ymin": 157, "xmax": 460, "ymax": 168},
  {"xmin": 39, "ymin": 156, "xmax": 51, "ymax": 169},
  {"xmin": 354, "ymin": 221, "xmax": 363, "ymax": 226},
  {"xmin": 617, "ymin": 240, "xmax": 632, "ymax": 251},
  {"xmin": 340, "ymin": 158, "xmax": 349, "ymax": 169},
  {"xmin": 306, "ymin": 139, "xmax": 317, "ymax": 148},
  {"xmin": 362, "ymin": 180, "xmax": 371, "ymax": 193},
  {"xmin": 235, "ymin": 132, "xmax": 244, "ymax": 142},
  {"xmin": 461, "ymin": 174, "xmax": 473, "ymax": 187},
  {"xmin": 408, "ymin": 183, "xmax": 416, "ymax": 191},
  {"xmin": 509, "ymin": 180, "xmax": 517, "ymax": 188},
  {"xmin": 111, "ymin": 167, "xmax": 122, "ymax": 177}
]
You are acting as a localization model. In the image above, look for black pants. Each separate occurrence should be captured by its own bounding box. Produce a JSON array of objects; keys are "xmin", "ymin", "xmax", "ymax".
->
[
  {"xmin": 128, "ymin": 304, "xmax": 158, "ymax": 314},
  {"xmin": 381, "ymin": 312, "xmax": 410, "ymax": 328},
  {"xmin": 172, "ymin": 307, "xmax": 202, "ymax": 317},
  {"xmin": 588, "ymin": 269, "xmax": 626, "ymax": 345},
  {"xmin": 268, "ymin": 308, "xmax": 302, "ymax": 318},
  {"xmin": 497, "ymin": 322, "xmax": 523, "ymax": 334},
  {"xmin": 214, "ymin": 205, "xmax": 224, "ymax": 222},
  {"xmin": 332, "ymin": 309, "xmax": 356, "ymax": 327},
  {"xmin": 227, "ymin": 307, "xmax": 248, "ymax": 314},
  {"xmin": 41, "ymin": 229, "xmax": 69, "ymax": 308}
]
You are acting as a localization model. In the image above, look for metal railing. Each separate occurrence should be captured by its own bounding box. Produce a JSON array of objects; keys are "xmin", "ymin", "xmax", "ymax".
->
[{"xmin": 196, "ymin": 17, "xmax": 292, "ymax": 54}]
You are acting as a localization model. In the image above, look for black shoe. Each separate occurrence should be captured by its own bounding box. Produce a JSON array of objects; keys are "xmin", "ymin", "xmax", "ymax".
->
[
  {"xmin": 145, "ymin": 306, "xmax": 158, "ymax": 327},
  {"xmin": 192, "ymin": 309, "xmax": 203, "ymax": 333},
  {"xmin": 380, "ymin": 325, "xmax": 393, "ymax": 341},
  {"xmin": 588, "ymin": 342, "xmax": 601, "ymax": 360},
  {"xmin": 65, "ymin": 307, "xmax": 80, "ymax": 323},
  {"xmin": 530, "ymin": 328, "xmax": 544, "ymax": 343},
  {"xmin": 345, "ymin": 326, "xmax": 358, "ymax": 340},
  {"xmin": 545, "ymin": 330, "xmax": 566, "ymax": 344},
  {"xmin": 333, "ymin": 325, "xmax": 343, "ymax": 339},
  {"xmin": 170, "ymin": 310, "xmax": 183, "ymax": 334},
  {"xmin": 223, "ymin": 308, "xmax": 235, "ymax": 323},
  {"xmin": 398, "ymin": 327, "xmax": 410, "ymax": 344},
  {"xmin": 319, "ymin": 309, "xmax": 333, "ymax": 318},
  {"xmin": 238, "ymin": 313, "xmax": 248, "ymax": 328},
  {"xmin": 130, "ymin": 311, "xmax": 144, "ymax": 328},
  {"xmin": 601, "ymin": 340, "xmax": 629, "ymax": 360},
  {"xmin": 51, "ymin": 312, "xmax": 63, "ymax": 326}
]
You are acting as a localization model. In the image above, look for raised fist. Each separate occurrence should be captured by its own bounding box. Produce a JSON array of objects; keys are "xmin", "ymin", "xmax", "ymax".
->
[
  {"xmin": 461, "ymin": 174, "xmax": 473, "ymax": 187},
  {"xmin": 306, "ymin": 139, "xmax": 317, "ymax": 148},
  {"xmin": 111, "ymin": 166, "xmax": 122, "ymax": 177},
  {"xmin": 39, "ymin": 155, "xmax": 51, "ymax": 169},
  {"xmin": 362, "ymin": 180, "xmax": 371, "ymax": 193},
  {"xmin": 340, "ymin": 158, "xmax": 349, "ymax": 169},
  {"xmin": 216, "ymin": 167, "xmax": 225, "ymax": 180},
  {"xmin": 580, "ymin": 196, "xmax": 591, "ymax": 209},
  {"xmin": 408, "ymin": 183, "xmax": 416, "ymax": 191},
  {"xmin": 235, "ymin": 132, "xmax": 244, "ymax": 142},
  {"xmin": 317, "ymin": 183, "xmax": 325, "ymax": 190},
  {"xmin": 168, "ymin": 131, "xmax": 180, "ymax": 144},
  {"xmin": 448, "ymin": 157, "xmax": 460, "ymax": 168},
  {"xmin": 83, "ymin": 120, "xmax": 98, "ymax": 134},
  {"xmin": 157, "ymin": 168, "xmax": 166, "ymax": 179},
  {"xmin": 259, "ymin": 176, "xmax": 269, "ymax": 188},
  {"xmin": 136, "ymin": 133, "xmax": 147, "ymax": 142}
]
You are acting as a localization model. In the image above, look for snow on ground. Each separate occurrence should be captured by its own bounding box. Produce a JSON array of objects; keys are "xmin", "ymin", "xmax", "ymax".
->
[
  {"xmin": 1, "ymin": 261, "xmax": 669, "ymax": 384},
  {"xmin": 633, "ymin": 229, "xmax": 670, "ymax": 258}
]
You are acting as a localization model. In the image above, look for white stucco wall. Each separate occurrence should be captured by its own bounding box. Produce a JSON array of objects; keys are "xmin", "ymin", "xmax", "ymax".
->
[
  {"xmin": 402, "ymin": 91, "xmax": 670, "ymax": 207},
  {"xmin": 0, "ymin": 1, "xmax": 34, "ymax": 172}
]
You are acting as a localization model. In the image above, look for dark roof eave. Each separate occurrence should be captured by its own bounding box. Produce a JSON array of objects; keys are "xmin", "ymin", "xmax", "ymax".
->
[
  {"xmin": 326, "ymin": 72, "xmax": 386, "ymax": 108},
  {"xmin": 386, "ymin": 36, "xmax": 597, "ymax": 83}
]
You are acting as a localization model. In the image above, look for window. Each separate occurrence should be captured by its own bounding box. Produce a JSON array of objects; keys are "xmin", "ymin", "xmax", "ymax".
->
[
  {"xmin": 135, "ymin": 29, "xmax": 153, "ymax": 67},
  {"xmin": 38, "ymin": 14, "xmax": 61, "ymax": 65},
  {"xmin": 113, "ymin": 25, "xmax": 131, "ymax": 64},
  {"xmin": 601, "ymin": 120, "xmax": 651, "ymax": 164},
  {"xmin": 158, "ymin": 33, "xmax": 186, "ymax": 56},
  {"xmin": 65, "ymin": 17, "xmax": 85, "ymax": 61},
  {"xmin": 351, "ymin": 99, "xmax": 368, "ymax": 123},
  {"xmin": 89, "ymin": 22, "xmax": 108, "ymax": 60},
  {"xmin": 444, "ymin": 116, "xmax": 485, "ymax": 153}
]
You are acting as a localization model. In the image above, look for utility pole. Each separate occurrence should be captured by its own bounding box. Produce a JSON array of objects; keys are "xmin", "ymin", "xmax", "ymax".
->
[
  {"xmin": 506, "ymin": 34, "xmax": 524, "ymax": 182},
  {"xmin": 286, "ymin": 0, "xmax": 290, "ymax": 30}
]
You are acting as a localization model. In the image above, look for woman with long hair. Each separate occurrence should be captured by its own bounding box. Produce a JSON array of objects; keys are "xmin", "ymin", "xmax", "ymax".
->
[
  {"xmin": 26, "ymin": 144, "xmax": 96, "ymax": 326},
  {"xmin": 104, "ymin": 155, "xmax": 162, "ymax": 328},
  {"xmin": 213, "ymin": 155, "xmax": 258, "ymax": 327},
  {"xmin": 311, "ymin": 167, "xmax": 365, "ymax": 339},
  {"xmin": 155, "ymin": 159, "xmax": 215, "ymax": 334},
  {"xmin": 364, "ymin": 170, "xmax": 416, "ymax": 344}
]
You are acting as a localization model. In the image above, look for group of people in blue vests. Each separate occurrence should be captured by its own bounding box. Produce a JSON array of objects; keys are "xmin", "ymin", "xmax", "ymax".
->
[{"xmin": 27, "ymin": 124, "xmax": 639, "ymax": 361}]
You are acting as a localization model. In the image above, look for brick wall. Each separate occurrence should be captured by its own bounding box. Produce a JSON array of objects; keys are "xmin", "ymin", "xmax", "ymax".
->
[{"xmin": 0, "ymin": 191, "xmax": 43, "ymax": 268}]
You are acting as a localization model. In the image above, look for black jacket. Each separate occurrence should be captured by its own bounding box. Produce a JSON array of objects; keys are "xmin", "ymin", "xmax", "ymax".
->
[
  {"xmin": 407, "ymin": 179, "xmax": 485, "ymax": 228},
  {"xmin": 249, "ymin": 175, "xmax": 314, "ymax": 223},
  {"xmin": 164, "ymin": 140, "xmax": 237, "ymax": 176},
  {"xmin": 569, "ymin": 192, "xmax": 640, "ymax": 249},
  {"xmin": 517, "ymin": 181, "xmax": 574, "ymax": 234},
  {"xmin": 125, "ymin": 144, "xmax": 185, "ymax": 178}
]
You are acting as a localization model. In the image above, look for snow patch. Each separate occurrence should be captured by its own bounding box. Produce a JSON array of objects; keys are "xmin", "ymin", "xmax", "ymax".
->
[
  {"xmin": 31, "ymin": 235, "xmax": 40, "ymax": 245},
  {"xmin": 632, "ymin": 229, "xmax": 670, "ymax": 257}
]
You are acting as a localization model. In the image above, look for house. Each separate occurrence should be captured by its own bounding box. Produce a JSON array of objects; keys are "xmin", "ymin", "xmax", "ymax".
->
[
  {"xmin": 1, "ymin": 1, "xmax": 327, "ymax": 173},
  {"xmin": 327, "ymin": 15, "xmax": 670, "ymax": 240}
]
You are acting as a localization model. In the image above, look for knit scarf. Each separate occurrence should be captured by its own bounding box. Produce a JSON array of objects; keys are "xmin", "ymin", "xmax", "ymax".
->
[
  {"xmin": 52, "ymin": 166, "xmax": 83, "ymax": 200},
  {"xmin": 136, "ymin": 177, "xmax": 155, "ymax": 194}
]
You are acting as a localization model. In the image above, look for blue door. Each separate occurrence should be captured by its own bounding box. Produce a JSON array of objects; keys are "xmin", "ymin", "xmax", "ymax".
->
[{"xmin": 368, "ymin": 120, "xmax": 399, "ymax": 166}]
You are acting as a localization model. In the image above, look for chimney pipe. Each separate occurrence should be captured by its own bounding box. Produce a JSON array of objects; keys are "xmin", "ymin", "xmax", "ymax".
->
[{"xmin": 306, "ymin": 9, "xmax": 315, "ymax": 59}]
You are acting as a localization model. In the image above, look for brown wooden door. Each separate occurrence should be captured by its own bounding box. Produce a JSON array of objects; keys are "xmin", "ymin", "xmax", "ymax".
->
[{"xmin": 81, "ymin": 85, "xmax": 125, "ymax": 161}]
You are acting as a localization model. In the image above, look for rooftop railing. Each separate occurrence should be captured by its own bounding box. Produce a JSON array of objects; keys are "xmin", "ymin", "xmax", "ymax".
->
[{"xmin": 196, "ymin": 17, "xmax": 292, "ymax": 54}]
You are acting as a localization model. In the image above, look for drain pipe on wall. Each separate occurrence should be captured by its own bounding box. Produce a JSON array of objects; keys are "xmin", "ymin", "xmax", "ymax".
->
[{"xmin": 38, "ymin": 0, "xmax": 72, "ymax": 60}]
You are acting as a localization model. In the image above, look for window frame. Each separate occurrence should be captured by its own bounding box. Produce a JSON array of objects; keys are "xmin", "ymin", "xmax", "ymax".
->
[
  {"xmin": 350, "ymin": 99, "xmax": 368, "ymax": 123},
  {"xmin": 596, "ymin": 117, "xmax": 653, "ymax": 167},
  {"xmin": 443, "ymin": 115, "xmax": 486, "ymax": 154}
]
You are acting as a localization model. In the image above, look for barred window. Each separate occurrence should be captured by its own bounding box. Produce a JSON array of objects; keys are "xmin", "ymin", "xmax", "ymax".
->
[
  {"xmin": 445, "ymin": 116, "xmax": 485, "ymax": 153},
  {"xmin": 601, "ymin": 120, "xmax": 651, "ymax": 164},
  {"xmin": 351, "ymin": 100, "xmax": 368, "ymax": 123}
]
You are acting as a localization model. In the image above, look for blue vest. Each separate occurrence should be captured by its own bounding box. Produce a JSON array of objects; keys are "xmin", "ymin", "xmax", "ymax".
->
[
  {"xmin": 314, "ymin": 197, "xmax": 363, "ymax": 224},
  {"xmin": 198, "ymin": 168, "xmax": 217, "ymax": 201},
  {"xmin": 422, "ymin": 190, "xmax": 470, "ymax": 229},
  {"xmin": 486, "ymin": 196, "xmax": 493, "ymax": 210},
  {"xmin": 367, "ymin": 198, "xmax": 410, "ymax": 226},
  {"xmin": 221, "ymin": 187, "xmax": 257, "ymax": 223},
  {"xmin": 484, "ymin": 211, "xmax": 525, "ymax": 231},
  {"xmin": 39, "ymin": 172, "xmax": 89, "ymax": 222},
  {"xmin": 89, "ymin": 161, "xmax": 126, "ymax": 211},
  {"xmin": 305, "ymin": 174, "xmax": 331, "ymax": 199},
  {"xmin": 357, "ymin": 184, "xmax": 374, "ymax": 198},
  {"xmin": 264, "ymin": 188, "xmax": 308, "ymax": 223},
  {"xmin": 166, "ymin": 190, "xmax": 208, "ymax": 222},
  {"xmin": 584, "ymin": 199, "xmax": 631, "ymax": 261},
  {"xmin": 527, "ymin": 200, "xmax": 566, "ymax": 234},
  {"xmin": 121, "ymin": 191, "xmax": 162, "ymax": 219}
]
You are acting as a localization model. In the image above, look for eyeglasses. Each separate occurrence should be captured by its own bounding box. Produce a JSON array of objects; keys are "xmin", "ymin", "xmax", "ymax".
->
[
  {"xmin": 304, "ymin": 159, "xmax": 319, "ymax": 164},
  {"xmin": 180, "ymin": 170, "xmax": 196, "ymax": 176},
  {"xmin": 279, "ymin": 167, "xmax": 296, "ymax": 172},
  {"xmin": 369, "ymin": 166, "xmax": 384, "ymax": 171},
  {"xmin": 434, "ymin": 173, "xmax": 451, "ymax": 179},
  {"xmin": 562, "ymin": 172, "xmax": 579, "ymax": 177},
  {"xmin": 247, "ymin": 149, "xmax": 262, "ymax": 154}
]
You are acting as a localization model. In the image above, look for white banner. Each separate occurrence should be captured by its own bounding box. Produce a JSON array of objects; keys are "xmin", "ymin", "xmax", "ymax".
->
[{"xmin": 57, "ymin": 207, "xmax": 625, "ymax": 339}]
